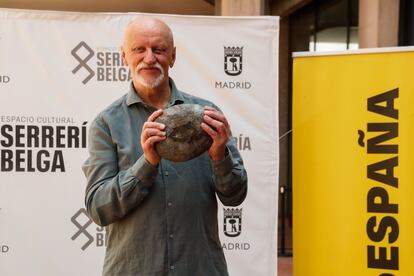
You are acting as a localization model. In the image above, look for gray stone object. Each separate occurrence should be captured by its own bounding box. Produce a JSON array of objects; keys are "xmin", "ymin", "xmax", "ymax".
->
[{"xmin": 155, "ymin": 104, "xmax": 212, "ymax": 162}]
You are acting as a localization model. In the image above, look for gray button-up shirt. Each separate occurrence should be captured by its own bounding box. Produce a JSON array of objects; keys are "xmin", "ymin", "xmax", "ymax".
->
[{"xmin": 82, "ymin": 79, "xmax": 248, "ymax": 276}]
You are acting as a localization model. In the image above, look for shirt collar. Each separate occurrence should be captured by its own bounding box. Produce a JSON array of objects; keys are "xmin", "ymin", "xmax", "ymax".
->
[{"xmin": 126, "ymin": 78, "xmax": 185, "ymax": 107}]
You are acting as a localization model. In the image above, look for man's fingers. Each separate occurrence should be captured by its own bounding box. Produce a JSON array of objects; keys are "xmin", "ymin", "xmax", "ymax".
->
[
  {"xmin": 204, "ymin": 108, "xmax": 229, "ymax": 128},
  {"xmin": 203, "ymin": 115, "xmax": 224, "ymax": 132},
  {"xmin": 201, "ymin": 122, "xmax": 217, "ymax": 137},
  {"xmin": 147, "ymin": 109, "xmax": 164, "ymax": 122},
  {"xmin": 140, "ymin": 109, "xmax": 166, "ymax": 166},
  {"xmin": 144, "ymin": 135, "xmax": 166, "ymax": 146},
  {"xmin": 143, "ymin": 121, "xmax": 165, "ymax": 132},
  {"xmin": 204, "ymin": 108, "xmax": 224, "ymax": 120},
  {"xmin": 203, "ymin": 114, "xmax": 232, "ymax": 138},
  {"xmin": 142, "ymin": 128, "xmax": 166, "ymax": 140},
  {"xmin": 204, "ymin": 106, "xmax": 216, "ymax": 112},
  {"xmin": 142, "ymin": 111, "xmax": 165, "ymax": 139}
]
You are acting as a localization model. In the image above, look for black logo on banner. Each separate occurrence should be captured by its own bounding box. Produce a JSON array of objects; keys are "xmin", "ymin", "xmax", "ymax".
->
[
  {"xmin": 223, "ymin": 208, "xmax": 242, "ymax": 237},
  {"xmin": 224, "ymin": 47, "xmax": 243, "ymax": 76},
  {"xmin": 71, "ymin": 208, "xmax": 106, "ymax": 250},
  {"xmin": 70, "ymin": 42, "xmax": 131, "ymax": 84},
  {"xmin": 0, "ymin": 75, "xmax": 10, "ymax": 84},
  {"xmin": 1, "ymin": 245, "xmax": 9, "ymax": 253},
  {"xmin": 71, "ymin": 41, "xmax": 95, "ymax": 84},
  {"xmin": 358, "ymin": 88, "xmax": 400, "ymax": 272},
  {"xmin": 0, "ymin": 207, "xmax": 8, "ymax": 253},
  {"xmin": 0, "ymin": 120, "xmax": 87, "ymax": 172}
]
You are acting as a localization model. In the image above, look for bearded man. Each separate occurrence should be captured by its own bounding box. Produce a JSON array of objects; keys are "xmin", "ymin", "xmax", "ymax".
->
[{"xmin": 82, "ymin": 17, "xmax": 247, "ymax": 276}]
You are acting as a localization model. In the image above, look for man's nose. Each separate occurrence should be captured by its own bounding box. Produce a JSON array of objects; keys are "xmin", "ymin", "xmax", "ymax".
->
[{"xmin": 143, "ymin": 49, "xmax": 156, "ymax": 64}]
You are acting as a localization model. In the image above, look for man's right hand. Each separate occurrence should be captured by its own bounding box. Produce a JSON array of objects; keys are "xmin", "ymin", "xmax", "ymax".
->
[{"xmin": 141, "ymin": 109, "xmax": 166, "ymax": 166}]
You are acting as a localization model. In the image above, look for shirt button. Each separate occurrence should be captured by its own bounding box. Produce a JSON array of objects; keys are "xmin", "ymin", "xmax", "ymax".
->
[
  {"xmin": 169, "ymin": 234, "xmax": 174, "ymax": 239},
  {"xmin": 168, "ymin": 202, "xmax": 172, "ymax": 207},
  {"xmin": 170, "ymin": 265, "xmax": 175, "ymax": 270}
]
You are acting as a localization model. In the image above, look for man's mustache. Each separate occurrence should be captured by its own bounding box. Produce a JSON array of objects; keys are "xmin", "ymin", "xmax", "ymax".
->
[{"xmin": 136, "ymin": 63, "xmax": 163, "ymax": 72}]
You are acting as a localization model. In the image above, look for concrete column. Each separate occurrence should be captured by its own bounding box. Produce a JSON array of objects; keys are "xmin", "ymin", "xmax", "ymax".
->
[
  {"xmin": 359, "ymin": 0, "xmax": 400, "ymax": 48},
  {"xmin": 216, "ymin": 0, "xmax": 265, "ymax": 16}
]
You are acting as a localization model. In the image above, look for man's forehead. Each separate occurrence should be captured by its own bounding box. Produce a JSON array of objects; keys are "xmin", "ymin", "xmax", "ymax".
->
[
  {"xmin": 128, "ymin": 35, "xmax": 170, "ymax": 47},
  {"xmin": 124, "ymin": 18, "xmax": 173, "ymax": 45},
  {"xmin": 131, "ymin": 28, "xmax": 168, "ymax": 38}
]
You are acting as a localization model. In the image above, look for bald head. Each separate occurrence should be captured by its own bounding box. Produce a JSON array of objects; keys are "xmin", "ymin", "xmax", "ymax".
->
[
  {"xmin": 123, "ymin": 17, "xmax": 174, "ymax": 49},
  {"xmin": 121, "ymin": 17, "xmax": 176, "ymax": 94}
]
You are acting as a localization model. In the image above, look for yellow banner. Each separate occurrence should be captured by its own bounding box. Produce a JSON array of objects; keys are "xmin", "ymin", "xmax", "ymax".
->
[{"xmin": 293, "ymin": 49, "xmax": 414, "ymax": 276}]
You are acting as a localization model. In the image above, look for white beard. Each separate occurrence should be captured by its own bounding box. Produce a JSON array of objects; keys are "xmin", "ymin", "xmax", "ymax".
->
[{"xmin": 135, "ymin": 62, "xmax": 165, "ymax": 89}]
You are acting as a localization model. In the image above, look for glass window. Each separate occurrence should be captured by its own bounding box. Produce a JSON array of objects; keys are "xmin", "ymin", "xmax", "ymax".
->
[{"xmin": 290, "ymin": 0, "xmax": 359, "ymax": 52}]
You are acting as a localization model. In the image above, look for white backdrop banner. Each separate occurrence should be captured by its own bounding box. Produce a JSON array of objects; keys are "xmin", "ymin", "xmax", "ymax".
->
[{"xmin": 0, "ymin": 9, "xmax": 279, "ymax": 276}]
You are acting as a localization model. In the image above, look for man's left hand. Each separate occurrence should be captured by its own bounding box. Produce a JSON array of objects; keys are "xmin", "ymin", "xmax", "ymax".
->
[{"xmin": 201, "ymin": 106, "xmax": 231, "ymax": 161}]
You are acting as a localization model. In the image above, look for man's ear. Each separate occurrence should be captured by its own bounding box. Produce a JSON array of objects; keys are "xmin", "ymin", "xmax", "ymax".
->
[
  {"xmin": 121, "ymin": 47, "xmax": 128, "ymax": 66},
  {"xmin": 170, "ymin": 47, "xmax": 176, "ymax": 68}
]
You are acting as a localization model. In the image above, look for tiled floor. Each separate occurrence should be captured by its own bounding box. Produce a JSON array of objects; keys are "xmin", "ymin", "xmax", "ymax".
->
[{"xmin": 277, "ymin": 257, "xmax": 292, "ymax": 276}]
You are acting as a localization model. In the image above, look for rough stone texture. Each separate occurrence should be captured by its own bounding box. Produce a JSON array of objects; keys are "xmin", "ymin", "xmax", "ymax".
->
[{"xmin": 155, "ymin": 104, "xmax": 212, "ymax": 162}]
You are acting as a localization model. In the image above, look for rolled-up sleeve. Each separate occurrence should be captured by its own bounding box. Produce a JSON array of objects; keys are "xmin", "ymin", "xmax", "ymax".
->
[{"xmin": 82, "ymin": 115, "xmax": 157, "ymax": 226}]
